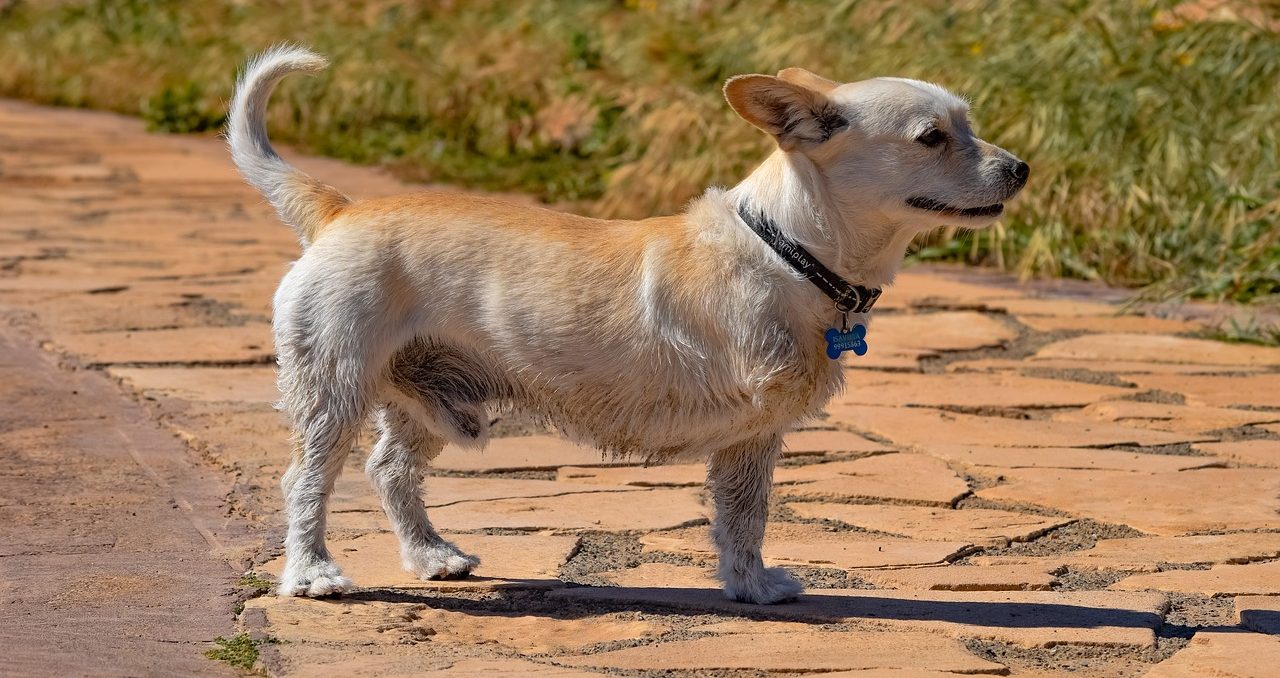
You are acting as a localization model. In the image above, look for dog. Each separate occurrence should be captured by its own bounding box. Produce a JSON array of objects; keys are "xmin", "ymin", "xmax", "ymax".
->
[{"xmin": 227, "ymin": 45, "xmax": 1027, "ymax": 604}]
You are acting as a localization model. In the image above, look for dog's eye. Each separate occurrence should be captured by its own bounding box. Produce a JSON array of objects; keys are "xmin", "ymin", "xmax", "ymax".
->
[{"xmin": 916, "ymin": 129, "xmax": 946, "ymax": 148}]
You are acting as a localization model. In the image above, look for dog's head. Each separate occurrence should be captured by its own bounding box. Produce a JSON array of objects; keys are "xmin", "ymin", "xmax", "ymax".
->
[{"xmin": 725, "ymin": 69, "xmax": 1027, "ymax": 230}]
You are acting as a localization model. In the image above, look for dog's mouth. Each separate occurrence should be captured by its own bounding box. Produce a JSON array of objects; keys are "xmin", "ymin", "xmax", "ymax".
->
[{"xmin": 906, "ymin": 196, "xmax": 1004, "ymax": 219}]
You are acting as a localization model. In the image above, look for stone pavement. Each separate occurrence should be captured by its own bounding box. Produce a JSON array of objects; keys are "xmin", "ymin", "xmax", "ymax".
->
[{"xmin": 2, "ymin": 97, "xmax": 1279, "ymax": 676}]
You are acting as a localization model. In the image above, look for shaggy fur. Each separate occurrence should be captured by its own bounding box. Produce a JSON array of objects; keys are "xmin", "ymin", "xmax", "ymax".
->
[{"xmin": 227, "ymin": 45, "xmax": 1026, "ymax": 604}]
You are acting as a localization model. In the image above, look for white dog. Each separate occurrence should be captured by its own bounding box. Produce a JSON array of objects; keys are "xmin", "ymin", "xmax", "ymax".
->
[{"xmin": 227, "ymin": 46, "xmax": 1026, "ymax": 604}]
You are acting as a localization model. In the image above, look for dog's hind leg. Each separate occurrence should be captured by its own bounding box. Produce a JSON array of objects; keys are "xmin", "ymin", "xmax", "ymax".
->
[
  {"xmin": 366, "ymin": 403, "xmax": 479, "ymax": 580},
  {"xmin": 707, "ymin": 434, "xmax": 803, "ymax": 604}
]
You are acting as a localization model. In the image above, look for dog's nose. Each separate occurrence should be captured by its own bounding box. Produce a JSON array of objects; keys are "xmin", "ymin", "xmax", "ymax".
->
[{"xmin": 1009, "ymin": 161, "xmax": 1030, "ymax": 186}]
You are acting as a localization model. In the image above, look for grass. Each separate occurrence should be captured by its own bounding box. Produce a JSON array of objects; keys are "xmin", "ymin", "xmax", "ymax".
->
[
  {"xmin": 236, "ymin": 572, "xmax": 275, "ymax": 596},
  {"xmin": 0, "ymin": 0, "xmax": 1276, "ymax": 304},
  {"xmin": 204, "ymin": 633, "xmax": 271, "ymax": 671}
]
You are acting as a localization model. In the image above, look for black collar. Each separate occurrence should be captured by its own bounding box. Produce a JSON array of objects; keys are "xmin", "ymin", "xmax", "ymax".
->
[{"xmin": 736, "ymin": 203, "xmax": 882, "ymax": 315}]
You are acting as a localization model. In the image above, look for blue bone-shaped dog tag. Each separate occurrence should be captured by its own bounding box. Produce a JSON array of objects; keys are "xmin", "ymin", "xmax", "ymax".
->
[{"xmin": 825, "ymin": 324, "xmax": 868, "ymax": 360}]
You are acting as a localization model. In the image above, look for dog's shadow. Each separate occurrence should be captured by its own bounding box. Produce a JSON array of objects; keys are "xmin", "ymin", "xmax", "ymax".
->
[{"xmin": 338, "ymin": 582, "xmax": 1176, "ymax": 634}]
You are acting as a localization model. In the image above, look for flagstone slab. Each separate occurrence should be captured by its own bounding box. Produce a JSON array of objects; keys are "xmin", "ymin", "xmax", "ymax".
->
[
  {"xmin": 108, "ymin": 366, "xmax": 278, "ymax": 403},
  {"xmin": 1144, "ymin": 631, "xmax": 1280, "ymax": 677},
  {"xmin": 828, "ymin": 405, "xmax": 1200, "ymax": 449},
  {"xmin": 49, "ymin": 324, "xmax": 273, "ymax": 365},
  {"xmin": 971, "ymin": 533, "xmax": 1280, "ymax": 573},
  {"xmin": 978, "ymin": 467, "xmax": 1280, "ymax": 535},
  {"xmin": 992, "ymin": 297, "xmax": 1122, "ymax": 318},
  {"xmin": 857, "ymin": 564, "xmax": 1058, "ymax": 591},
  {"xmin": 426, "ymin": 488, "xmax": 709, "ymax": 532},
  {"xmin": 786, "ymin": 503, "xmax": 1072, "ymax": 546},
  {"xmin": 948, "ymin": 357, "xmax": 1264, "ymax": 375},
  {"xmin": 640, "ymin": 522, "xmax": 968, "ymax": 569},
  {"xmin": 549, "ymin": 586, "xmax": 1167, "ymax": 648},
  {"xmin": 557, "ymin": 464, "xmax": 705, "ymax": 487},
  {"xmin": 259, "ymin": 531, "xmax": 578, "ymax": 590},
  {"xmin": 1035, "ymin": 334, "xmax": 1280, "ymax": 367},
  {"xmin": 832, "ymin": 371, "xmax": 1131, "ymax": 409},
  {"xmin": 555, "ymin": 629, "xmax": 1006, "ymax": 673},
  {"xmin": 775, "ymin": 453, "xmax": 970, "ymax": 506},
  {"xmin": 883, "ymin": 270, "xmax": 1022, "ymax": 307},
  {"xmin": 1017, "ymin": 314, "xmax": 1201, "ymax": 334},
  {"xmin": 331, "ymin": 475, "xmax": 635, "ymax": 514},
  {"xmin": 596, "ymin": 562, "xmax": 717, "ymax": 588},
  {"xmin": 688, "ymin": 619, "xmax": 820, "ymax": 634},
  {"xmin": 784, "ymin": 429, "xmax": 893, "ymax": 456},
  {"xmin": 1194, "ymin": 440, "xmax": 1280, "ymax": 468},
  {"xmin": 1235, "ymin": 596, "xmax": 1280, "ymax": 635},
  {"xmin": 1052, "ymin": 401, "xmax": 1280, "ymax": 434},
  {"xmin": 1123, "ymin": 373, "xmax": 1280, "ymax": 409},
  {"xmin": 1111, "ymin": 560, "xmax": 1280, "ymax": 597},
  {"xmin": 431, "ymin": 435, "xmax": 619, "ymax": 473},
  {"xmin": 872, "ymin": 311, "xmax": 1017, "ymax": 352},
  {"xmin": 917, "ymin": 443, "xmax": 1222, "ymax": 473}
]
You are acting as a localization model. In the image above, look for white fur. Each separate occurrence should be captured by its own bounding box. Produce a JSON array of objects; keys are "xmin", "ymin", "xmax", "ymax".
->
[{"xmin": 228, "ymin": 48, "xmax": 1026, "ymax": 603}]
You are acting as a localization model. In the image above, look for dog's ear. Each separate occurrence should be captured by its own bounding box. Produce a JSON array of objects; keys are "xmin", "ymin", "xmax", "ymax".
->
[
  {"xmin": 724, "ymin": 74, "xmax": 846, "ymax": 151},
  {"xmin": 776, "ymin": 68, "xmax": 840, "ymax": 94}
]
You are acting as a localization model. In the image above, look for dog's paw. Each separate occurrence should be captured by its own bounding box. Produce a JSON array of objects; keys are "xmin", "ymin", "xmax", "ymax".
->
[
  {"xmin": 722, "ymin": 566, "xmax": 804, "ymax": 605},
  {"xmin": 277, "ymin": 561, "xmax": 353, "ymax": 597},
  {"xmin": 403, "ymin": 543, "xmax": 480, "ymax": 580}
]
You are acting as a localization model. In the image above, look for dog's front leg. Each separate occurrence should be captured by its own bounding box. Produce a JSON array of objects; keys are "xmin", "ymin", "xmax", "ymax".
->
[{"xmin": 707, "ymin": 434, "xmax": 803, "ymax": 604}]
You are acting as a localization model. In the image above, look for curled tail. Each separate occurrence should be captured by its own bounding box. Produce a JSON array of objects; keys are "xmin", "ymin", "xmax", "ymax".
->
[{"xmin": 227, "ymin": 45, "xmax": 349, "ymax": 247}]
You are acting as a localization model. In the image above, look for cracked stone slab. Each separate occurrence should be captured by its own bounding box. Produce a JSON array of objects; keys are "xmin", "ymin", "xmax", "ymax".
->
[
  {"xmin": 549, "ymin": 586, "xmax": 1167, "ymax": 648},
  {"xmin": 431, "ymin": 435, "xmax": 622, "ymax": 473},
  {"xmin": 1235, "ymin": 596, "xmax": 1280, "ymax": 635},
  {"xmin": 259, "ymin": 531, "xmax": 579, "ymax": 591},
  {"xmin": 857, "ymin": 564, "xmax": 1058, "ymax": 591},
  {"xmin": 557, "ymin": 464, "xmax": 705, "ymax": 487},
  {"xmin": 948, "ymin": 357, "xmax": 1266, "ymax": 375},
  {"xmin": 828, "ymin": 405, "xmax": 1201, "ymax": 449},
  {"xmin": 786, "ymin": 503, "xmax": 1073, "ymax": 546},
  {"xmin": 783, "ymin": 429, "xmax": 892, "ymax": 456},
  {"xmin": 1017, "ymin": 314, "xmax": 1201, "ymax": 334},
  {"xmin": 426, "ymin": 488, "xmax": 709, "ymax": 532},
  {"xmin": 1122, "ymin": 373, "xmax": 1280, "ymax": 409},
  {"xmin": 1035, "ymin": 334, "xmax": 1280, "ymax": 367},
  {"xmin": 595, "ymin": 562, "xmax": 718, "ymax": 588},
  {"xmin": 640, "ymin": 522, "xmax": 968, "ymax": 569},
  {"xmin": 978, "ymin": 467, "xmax": 1280, "ymax": 535},
  {"xmin": 1193, "ymin": 440, "xmax": 1280, "ymax": 468},
  {"xmin": 832, "ymin": 371, "xmax": 1131, "ymax": 409},
  {"xmin": 48, "ymin": 324, "xmax": 273, "ymax": 365},
  {"xmin": 331, "ymin": 475, "xmax": 635, "ymax": 513},
  {"xmin": 108, "ymin": 365, "xmax": 277, "ymax": 403},
  {"xmin": 775, "ymin": 453, "xmax": 970, "ymax": 506},
  {"xmin": 916, "ymin": 443, "xmax": 1223, "ymax": 473},
  {"xmin": 971, "ymin": 533, "xmax": 1280, "ymax": 573},
  {"xmin": 871, "ymin": 311, "xmax": 1017, "ymax": 352},
  {"xmin": 1143, "ymin": 630, "xmax": 1280, "ymax": 677},
  {"xmin": 1111, "ymin": 560, "xmax": 1280, "ymax": 597},
  {"xmin": 555, "ymin": 629, "xmax": 1006, "ymax": 673},
  {"xmin": 1052, "ymin": 401, "xmax": 1280, "ymax": 434}
]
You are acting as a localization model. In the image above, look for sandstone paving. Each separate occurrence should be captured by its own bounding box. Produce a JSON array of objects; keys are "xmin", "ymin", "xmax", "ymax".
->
[
  {"xmin": 977, "ymin": 467, "xmax": 1280, "ymax": 535},
  {"xmin": 1016, "ymin": 314, "xmax": 1202, "ymax": 334},
  {"xmin": 425, "ymin": 487, "xmax": 710, "ymax": 532},
  {"xmin": 259, "ymin": 531, "xmax": 580, "ymax": 591},
  {"xmin": 554, "ymin": 629, "xmax": 1007, "ymax": 673},
  {"xmin": 775, "ymin": 453, "xmax": 971, "ymax": 506},
  {"xmin": 595, "ymin": 562, "xmax": 718, "ymax": 588},
  {"xmin": 49, "ymin": 324, "xmax": 274, "ymax": 366},
  {"xmin": 828, "ymin": 405, "xmax": 1203, "ymax": 449},
  {"xmin": 1035, "ymin": 333, "xmax": 1280, "ymax": 367},
  {"xmin": 870, "ymin": 311, "xmax": 1018, "ymax": 352},
  {"xmin": 557, "ymin": 463, "xmax": 706, "ymax": 487},
  {"xmin": 786, "ymin": 502, "xmax": 1073, "ymax": 546},
  {"xmin": 550, "ymin": 586, "xmax": 1169, "ymax": 648},
  {"xmin": 431, "ymin": 434, "xmax": 622, "ymax": 472},
  {"xmin": 856, "ymin": 564, "xmax": 1059, "ymax": 591},
  {"xmin": 831, "ymin": 371, "xmax": 1132, "ymax": 408},
  {"xmin": 970, "ymin": 533, "xmax": 1280, "ymax": 572},
  {"xmin": 947, "ymin": 357, "xmax": 1267, "ymax": 375},
  {"xmin": 1143, "ymin": 631, "xmax": 1280, "ymax": 677},
  {"xmin": 1110, "ymin": 560, "xmax": 1280, "ymax": 597},
  {"xmin": 1122, "ymin": 373, "xmax": 1280, "ymax": 409},
  {"xmin": 915, "ymin": 443, "xmax": 1223, "ymax": 473},
  {"xmin": 330, "ymin": 474, "xmax": 637, "ymax": 513},
  {"xmin": 1052, "ymin": 401, "xmax": 1280, "ymax": 434},
  {"xmin": 641, "ymin": 522, "xmax": 969, "ymax": 569},
  {"xmin": 1235, "ymin": 596, "xmax": 1280, "ymax": 634},
  {"xmin": 109, "ymin": 365, "xmax": 279, "ymax": 403},
  {"xmin": 1193, "ymin": 439, "xmax": 1280, "ymax": 468}
]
